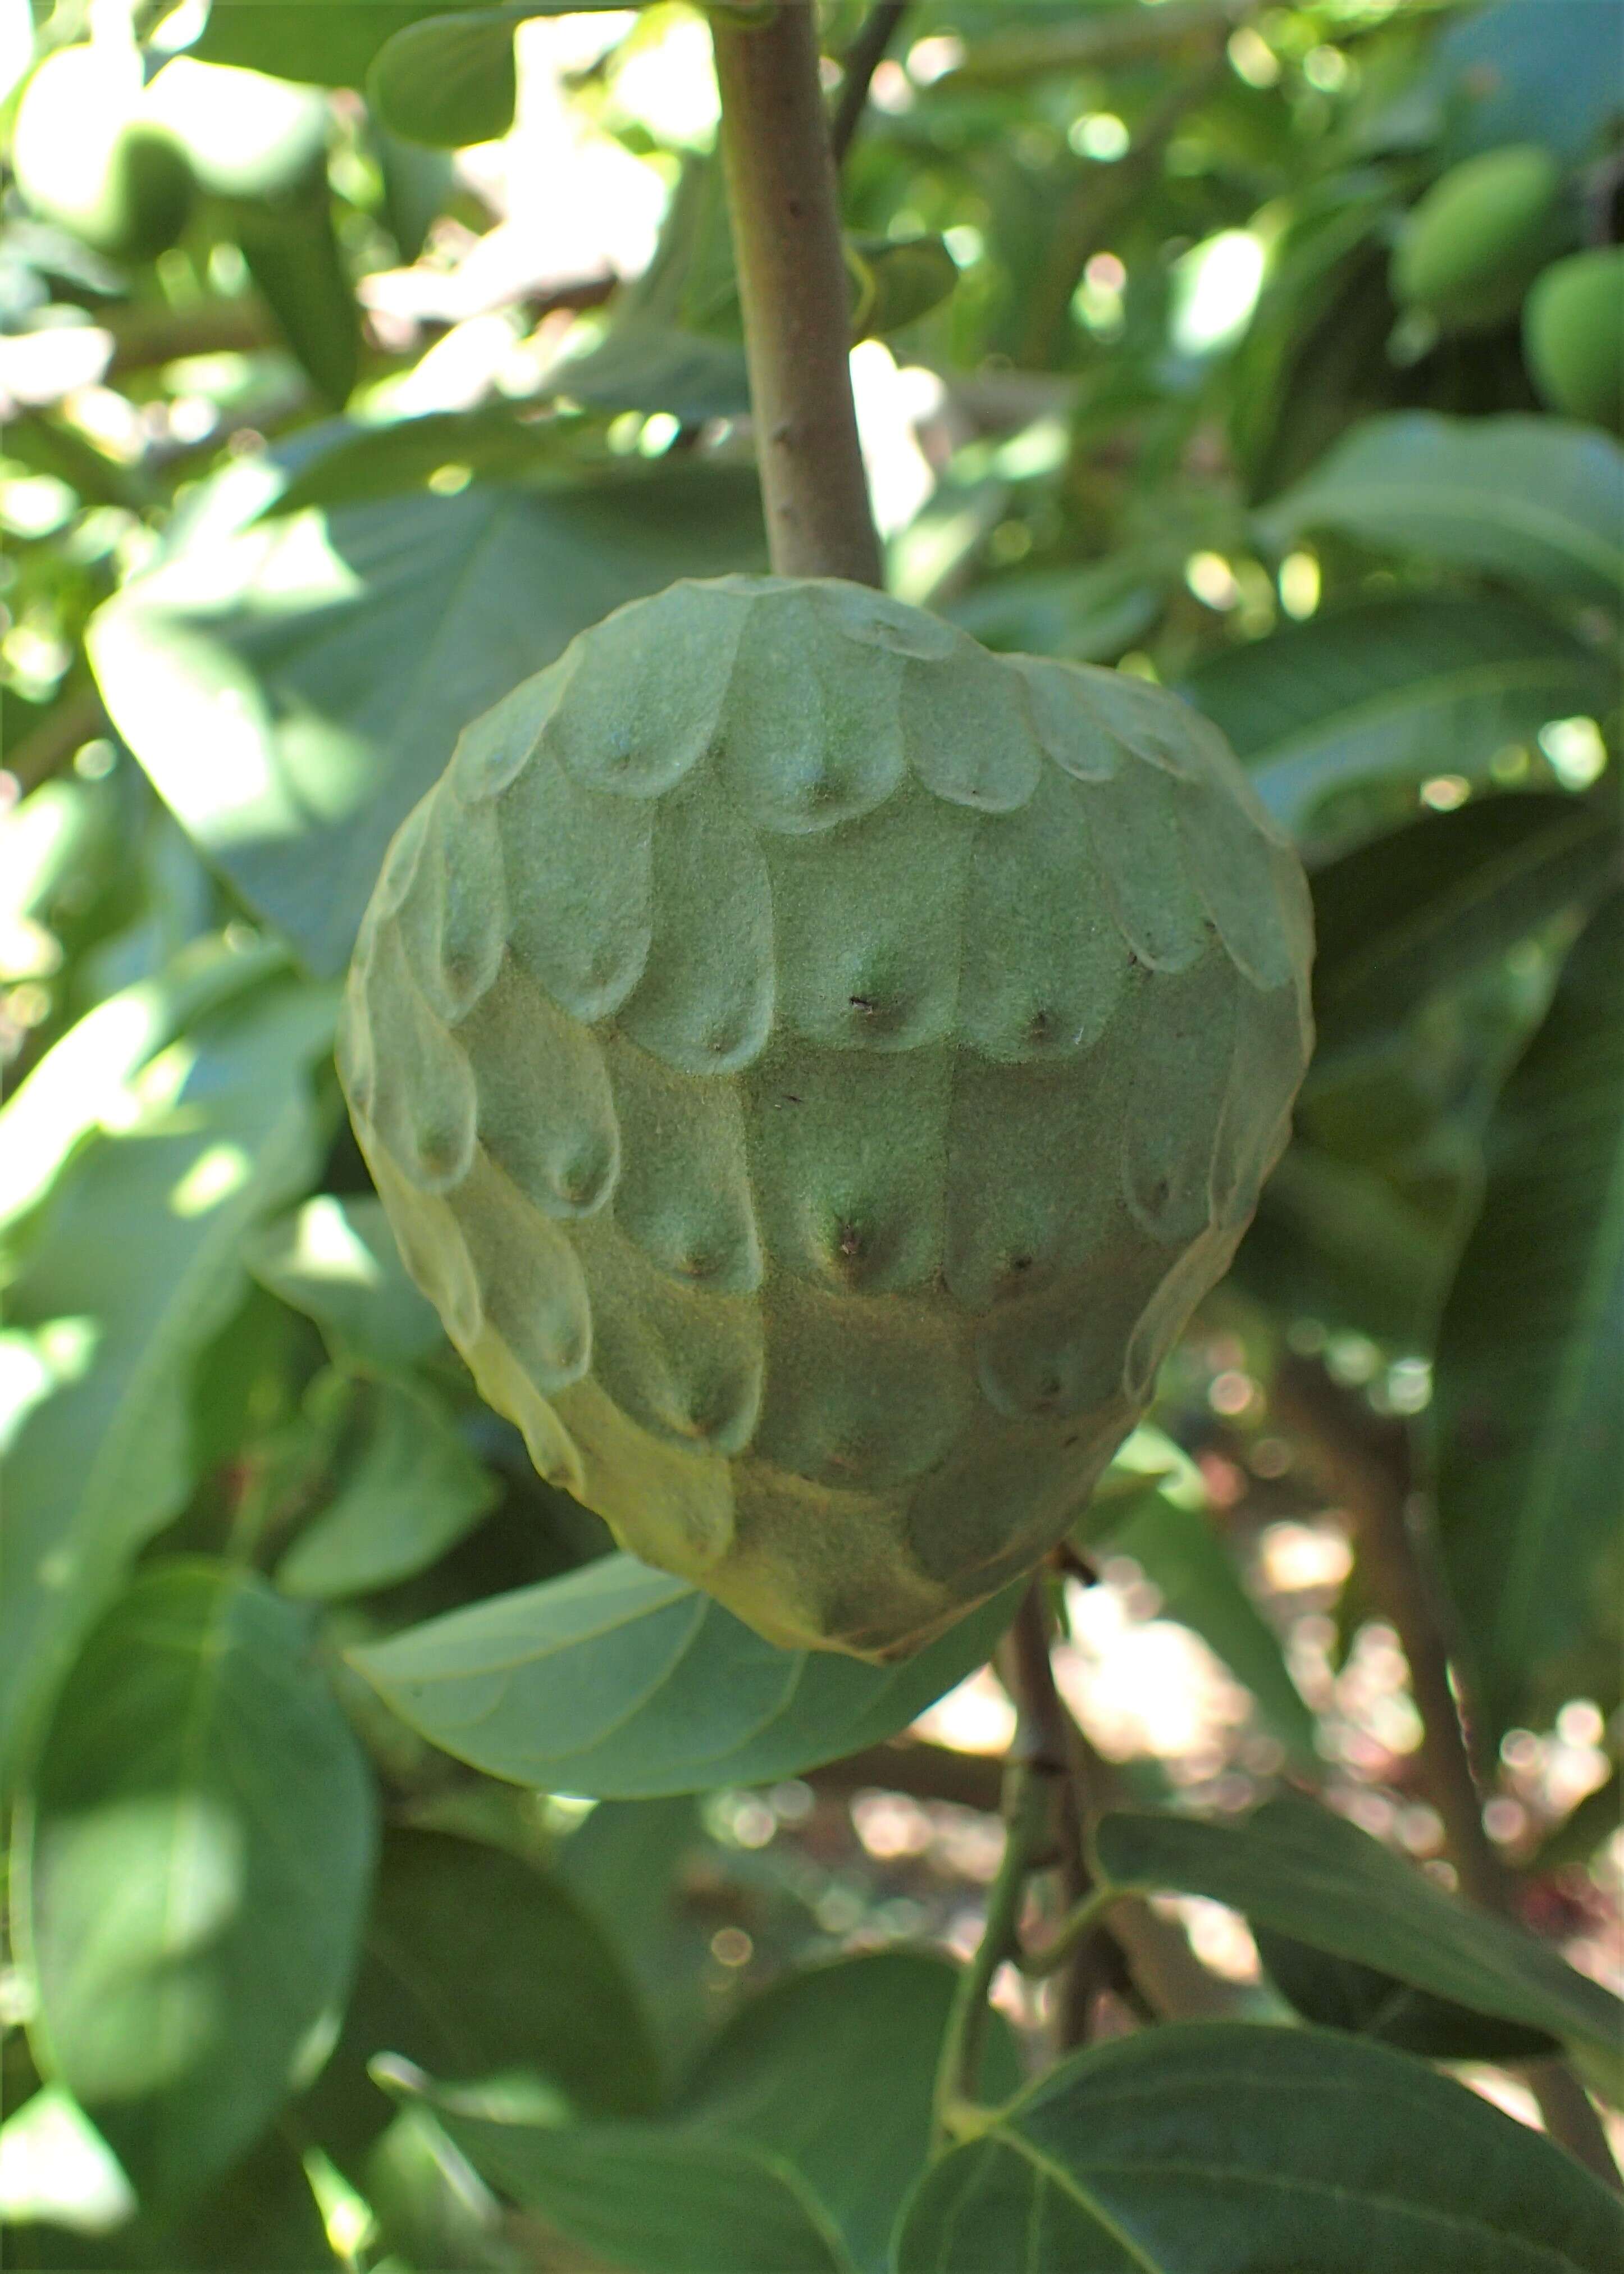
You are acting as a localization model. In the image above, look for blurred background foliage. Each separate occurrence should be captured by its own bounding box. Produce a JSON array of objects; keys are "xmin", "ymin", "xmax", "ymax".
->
[{"xmin": 0, "ymin": 0, "xmax": 1620, "ymax": 2264}]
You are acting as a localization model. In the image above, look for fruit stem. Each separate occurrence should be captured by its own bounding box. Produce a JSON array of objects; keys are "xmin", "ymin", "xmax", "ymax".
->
[{"xmin": 710, "ymin": 3, "xmax": 884, "ymax": 586}]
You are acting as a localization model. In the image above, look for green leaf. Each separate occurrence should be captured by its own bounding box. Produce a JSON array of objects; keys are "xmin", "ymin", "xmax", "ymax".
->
[
  {"xmin": 0, "ymin": 980, "xmax": 335, "ymax": 1782},
  {"xmin": 190, "ymin": 1, "xmax": 509, "ymax": 88},
  {"xmin": 1184, "ymin": 596, "xmax": 1614, "ymax": 863},
  {"xmin": 16, "ymin": 1562, "xmax": 377, "ymax": 2211},
  {"xmin": 1258, "ymin": 414, "xmax": 1624, "ymax": 608},
  {"xmin": 1433, "ymin": 888, "xmax": 1624, "ymax": 1742},
  {"xmin": 227, "ymin": 177, "xmax": 360, "ymax": 411},
  {"xmin": 363, "ymin": 2106, "xmax": 519, "ymax": 2271},
  {"xmin": 946, "ymin": 557, "xmax": 1169, "ymax": 666},
  {"xmin": 302, "ymin": 1826, "xmax": 660, "ymax": 2169},
  {"xmin": 1253, "ymin": 1927, "xmax": 1558, "ymax": 2062},
  {"xmin": 1086, "ymin": 1490, "xmax": 1318, "ymax": 1771},
  {"xmin": 0, "ymin": 932, "xmax": 288, "ymax": 1251},
  {"xmin": 849, "ymin": 234, "xmax": 960, "ymax": 340},
  {"xmin": 1310, "ymin": 792, "xmax": 1620, "ymax": 1061},
  {"xmin": 88, "ymin": 468, "xmax": 763, "ymax": 976},
  {"xmin": 275, "ymin": 1377, "xmax": 498, "ymax": 1598},
  {"xmin": 893, "ymin": 2022, "xmax": 1624, "ymax": 2273},
  {"xmin": 556, "ymin": 1796, "xmax": 713, "ymax": 2066},
  {"xmin": 245, "ymin": 1193, "xmax": 445, "ymax": 1375},
  {"xmin": 350, "ymin": 1553, "xmax": 1019, "ymax": 1797},
  {"xmin": 678, "ymin": 1954, "xmax": 1019, "ymax": 2274},
  {"xmin": 367, "ymin": 10, "xmax": 522, "ymax": 148},
  {"xmin": 1093, "ymin": 1795, "xmax": 1624, "ymax": 2070},
  {"xmin": 265, "ymin": 404, "xmax": 600, "ymax": 519},
  {"xmin": 389, "ymin": 2073, "xmax": 854, "ymax": 2274}
]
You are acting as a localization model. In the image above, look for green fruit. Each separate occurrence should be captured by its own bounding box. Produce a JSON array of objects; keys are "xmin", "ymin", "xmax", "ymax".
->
[
  {"xmin": 1523, "ymin": 248, "xmax": 1623, "ymax": 431},
  {"xmin": 1392, "ymin": 144, "xmax": 1563, "ymax": 331},
  {"xmin": 340, "ymin": 578, "xmax": 1313, "ymax": 1659},
  {"xmin": 145, "ymin": 58, "xmax": 330, "ymax": 203},
  {"xmin": 12, "ymin": 44, "xmax": 193, "ymax": 265}
]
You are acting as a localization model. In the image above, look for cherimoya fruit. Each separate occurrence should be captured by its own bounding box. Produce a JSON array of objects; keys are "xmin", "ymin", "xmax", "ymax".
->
[{"xmin": 340, "ymin": 577, "xmax": 1313, "ymax": 1658}]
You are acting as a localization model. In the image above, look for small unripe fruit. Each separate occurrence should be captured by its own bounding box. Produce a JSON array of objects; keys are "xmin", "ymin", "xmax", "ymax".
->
[
  {"xmin": 1523, "ymin": 248, "xmax": 1623, "ymax": 431},
  {"xmin": 12, "ymin": 45, "xmax": 193, "ymax": 265},
  {"xmin": 341, "ymin": 579, "xmax": 1313, "ymax": 1658},
  {"xmin": 1392, "ymin": 144, "xmax": 1563, "ymax": 332}
]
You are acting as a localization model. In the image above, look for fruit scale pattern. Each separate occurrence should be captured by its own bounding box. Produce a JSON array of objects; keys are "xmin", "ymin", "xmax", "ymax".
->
[{"xmin": 341, "ymin": 577, "xmax": 1313, "ymax": 1658}]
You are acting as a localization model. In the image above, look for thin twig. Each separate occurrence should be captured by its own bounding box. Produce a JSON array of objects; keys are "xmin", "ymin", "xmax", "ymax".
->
[
  {"xmin": 930, "ymin": 1756, "xmax": 1048, "ymax": 2146},
  {"xmin": 711, "ymin": 1, "xmax": 883, "ymax": 584},
  {"xmin": 1274, "ymin": 1355, "xmax": 1621, "ymax": 2191},
  {"xmin": 830, "ymin": 0, "xmax": 910, "ymax": 168}
]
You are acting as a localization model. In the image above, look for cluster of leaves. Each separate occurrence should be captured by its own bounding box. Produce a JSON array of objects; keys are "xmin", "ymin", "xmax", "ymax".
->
[{"xmin": 1, "ymin": 1, "xmax": 1621, "ymax": 2268}]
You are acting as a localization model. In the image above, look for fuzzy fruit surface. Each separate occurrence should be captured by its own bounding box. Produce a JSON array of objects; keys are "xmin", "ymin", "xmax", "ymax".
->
[
  {"xmin": 340, "ymin": 578, "xmax": 1313, "ymax": 1658},
  {"xmin": 1523, "ymin": 248, "xmax": 1623, "ymax": 432},
  {"xmin": 1392, "ymin": 144, "xmax": 1563, "ymax": 332}
]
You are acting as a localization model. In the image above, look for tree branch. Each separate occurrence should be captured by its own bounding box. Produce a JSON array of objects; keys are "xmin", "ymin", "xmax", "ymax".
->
[
  {"xmin": 710, "ymin": 1, "xmax": 883, "ymax": 585},
  {"xmin": 1274, "ymin": 1355, "xmax": 1621, "ymax": 2191},
  {"xmin": 830, "ymin": 1, "xmax": 910, "ymax": 169}
]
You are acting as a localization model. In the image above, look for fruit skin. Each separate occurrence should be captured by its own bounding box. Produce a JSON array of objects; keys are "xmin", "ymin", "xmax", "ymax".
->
[
  {"xmin": 1391, "ymin": 144, "xmax": 1563, "ymax": 332},
  {"xmin": 1523, "ymin": 248, "xmax": 1623, "ymax": 432},
  {"xmin": 340, "ymin": 578, "xmax": 1313, "ymax": 1659},
  {"xmin": 12, "ymin": 45, "xmax": 193, "ymax": 265}
]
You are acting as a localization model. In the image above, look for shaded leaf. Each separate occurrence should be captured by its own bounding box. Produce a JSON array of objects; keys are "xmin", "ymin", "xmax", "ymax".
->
[
  {"xmin": 266, "ymin": 404, "xmax": 600, "ymax": 519},
  {"xmin": 364, "ymin": 2106, "xmax": 520, "ymax": 2271},
  {"xmin": 1, "ymin": 981, "xmax": 334, "ymax": 1781},
  {"xmin": 246, "ymin": 1193, "xmax": 445, "ymax": 1376},
  {"xmin": 190, "ymin": 1, "xmax": 624, "ymax": 89},
  {"xmin": 1310, "ymin": 792, "xmax": 1620, "ymax": 1061},
  {"xmin": 18, "ymin": 1563, "xmax": 377, "ymax": 2211},
  {"xmin": 556, "ymin": 1796, "xmax": 712, "ymax": 2068},
  {"xmin": 678, "ymin": 1953, "xmax": 1018, "ymax": 2274},
  {"xmin": 893, "ymin": 2022, "xmax": 1624, "ymax": 2273},
  {"xmin": 275, "ymin": 1377, "xmax": 497, "ymax": 1598},
  {"xmin": 1093, "ymin": 1795, "xmax": 1623, "ymax": 2069},
  {"xmin": 88, "ymin": 468, "xmax": 763, "ymax": 976},
  {"xmin": 1259, "ymin": 415, "xmax": 1624, "ymax": 609},
  {"xmin": 1254, "ymin": 1927, "xmax": 1558, "ymax": 2062},
  {"xmin": 303, "ymin": 1826, "xmax": 659, "ymax": 2168},
  {"xmin": 228, "ymin": 178, "xmax": 360, "ymax": 411},
  {"xmin": 392, "ymin": 2072, "xmax": 854, "ymax": 2274},
  {"xmin": 1185, "ymin": 596, "xmax": 1613, "ymax": 863},
  {"xmin": 350, "ymin": 1553, "xmax": 1019, "ymax": 1798},
  {"xmin": 1433, "ymin": 888, "xmax": 1624, "ymax": 1741}
]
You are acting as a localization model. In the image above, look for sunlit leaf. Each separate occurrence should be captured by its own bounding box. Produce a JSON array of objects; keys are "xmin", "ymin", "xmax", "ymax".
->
[
  {"xmin": 1, "ymin": 981, "xmax": 335, "ymax": 1782},
  {"xmin": 19, "ymin": 1562, "xmax": 377, "ymax": 2210},
  {"xmin": 893, "ymin": 2023, "xmax": 1624, "ymax": 2273},
  {"xmin": 367, "ymin": 10, "xmax": 523, "ymax": 149},
  {"xmin": 350, "ymin": 1553, "xmax": 1018, "ymax": 1797},
  {"xmin": 88, "ymin": 471, "xmax": 763, "ymax": 975},
  {"xmin": 246, "ymin": 1194, "xmax": 445, "ymax": 1375}
]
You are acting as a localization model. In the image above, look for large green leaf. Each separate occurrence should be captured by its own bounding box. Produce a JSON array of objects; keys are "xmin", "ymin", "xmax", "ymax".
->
[
  {"xmin": 1432, "ymin": 888, "xmax": 1624, "ymax": 1741},
  {"xmin": 1310, "ymin": 792, "xmax": 1620, "ymax": 1061},
  {"xmin": 1258, "ymin": 416, "xmax": 1624, "ymax": 609},
  {"xmin": 677, "ymin": 1954, "xmax": 1019, "ymax": 2274},
  {"xmin": 245, "ymin": 1194, "xmax": 445, "ymax": 1375},
  {"xmin": 350, "ymin": 1553, "xmax": 1018, "ymax": 1797},
  {"xmin": 391, "ymin": 2074, "xmax": 854, "ymax": 2274},
  {"xmin": 16, "ymin": 1563, "xmax": 377, "ymax": 2212},
  {"xmin": 275, "ymin": 1376, "xmax": 498, "ymax": 1598},
  {"xmin": 893, "ymin": 2023, "xmax": 1624, "ymax": 2273},
  {"xmin": 88, "ymin": 467, "xmax": 763, "ymax": 976},
  {"xmin": 303, "ymin": 1826, "xmax": 660, "ymax": 2170},
  {"xmin": 1185, "ymin": 597, "xmax": 1614, "ymax": 863},
  {"xmin": 0, "ymin": 979, "xmax": 334, "ymax": 1782},
  {"xmin": 189, "ymin": 1, "xmax": 526, "ymax": 88},
  {"xmin": 1084, "ymin": 1488, "xmax": 1318, "ymax": 1773},
  {"xmin": 556, "ymin": 1796, "xmax": 714, "ymax": 2067},
  {"xmin": 1093, "ymin": 1795, "xmax": 1623, "ymax": 2070}
]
